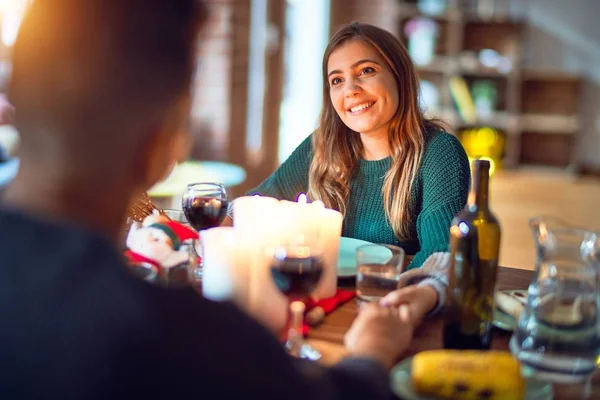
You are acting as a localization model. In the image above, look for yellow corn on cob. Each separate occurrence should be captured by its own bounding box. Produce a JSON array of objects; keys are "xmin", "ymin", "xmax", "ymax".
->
[{"xmin": 411, "ymin": 350, "xmax": 525, "ymax": 400}]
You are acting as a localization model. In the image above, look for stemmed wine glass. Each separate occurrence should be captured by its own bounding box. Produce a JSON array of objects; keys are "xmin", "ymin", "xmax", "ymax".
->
[
  {"xmin": 270, "ymin": 237, "xmax": 324, "ymax": 360},
  {"xmin": 182, "ymin": 182, "xmax": 228, "ymax": 231},
  {"xmin": 182, "ymin": 182, "xmax": 228, "ymax": 280}
]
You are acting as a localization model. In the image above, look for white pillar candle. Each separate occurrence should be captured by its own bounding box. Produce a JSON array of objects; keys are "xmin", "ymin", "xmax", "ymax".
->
[
  {"xmin": 247, "ymin": 245, "xmax": 288, "ymax": 333},
  {"xmin": 313, "ymin": 207, "xmax": 343, "ymax": 300},
  {"xmin": 233, "ymin": 195, "xmax": 287, "ymax": 333},
  {"xmin": 233, "ymin": 195, "xmax": 279, "ymax": 240},
  {"xmin": 199, "ymin": 227, "xmax": 251, "ymax": 310},
  {"xmin": 274, "ymin": 194, "xmax": 322, "ymax": 245}
]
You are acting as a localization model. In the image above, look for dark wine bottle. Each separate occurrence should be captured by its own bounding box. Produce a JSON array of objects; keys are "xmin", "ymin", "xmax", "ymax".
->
[{"xmin": 443, "ymin": 159, "xmax": 501, "ymax": 350}]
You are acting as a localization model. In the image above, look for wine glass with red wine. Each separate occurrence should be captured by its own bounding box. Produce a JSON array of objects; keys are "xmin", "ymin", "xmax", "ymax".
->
[
  {"xmin": 270, "ymin": 240, "xmax": 324, "ymax": 360},
  {"xmin": 182, "ymin": 182, "xmax": 228, "ymax": 231},
  {"xmin": 182, "ymin": 183, "xmax": 228, "ymax": 281}
]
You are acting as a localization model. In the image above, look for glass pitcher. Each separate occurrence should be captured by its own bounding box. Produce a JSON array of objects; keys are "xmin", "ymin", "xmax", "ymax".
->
[{"xmin": 509, "ymin": 216, "xmax": 600, "ymax": 384}]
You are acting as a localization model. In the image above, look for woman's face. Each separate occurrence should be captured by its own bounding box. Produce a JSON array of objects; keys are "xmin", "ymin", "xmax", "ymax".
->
[{"xmin": 327, "ymin": 39, "xmax": 399, "ymax": 139}]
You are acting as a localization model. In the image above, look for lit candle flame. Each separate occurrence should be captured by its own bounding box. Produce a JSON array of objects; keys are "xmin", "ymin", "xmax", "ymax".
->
[{"xmin": 297, "ymin": 193, "xmax": 307, "ymax": 204}]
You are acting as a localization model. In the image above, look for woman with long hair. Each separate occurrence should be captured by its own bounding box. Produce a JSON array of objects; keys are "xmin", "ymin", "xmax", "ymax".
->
[{"xmin": 246, "ymin": 22, "xmax": 471, "ymax": 319}]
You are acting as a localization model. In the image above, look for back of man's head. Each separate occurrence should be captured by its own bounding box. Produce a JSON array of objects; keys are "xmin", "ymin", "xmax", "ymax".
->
[{"xmin": 9, "ymin": 0, "xmax": 205, "ymax": 173}]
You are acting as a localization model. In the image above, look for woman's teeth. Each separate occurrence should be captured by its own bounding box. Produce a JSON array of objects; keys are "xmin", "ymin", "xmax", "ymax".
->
[{"xmin": 349, "ymin": 102, "xmax": 374, "ymax": 113}]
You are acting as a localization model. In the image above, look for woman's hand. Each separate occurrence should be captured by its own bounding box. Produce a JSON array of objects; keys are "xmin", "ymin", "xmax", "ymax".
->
[{"xmin": 379, "ymin": 285, "xmax": 439, "ymax": 325}]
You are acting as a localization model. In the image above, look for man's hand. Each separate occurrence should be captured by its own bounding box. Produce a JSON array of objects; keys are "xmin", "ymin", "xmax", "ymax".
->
[
  {"xmin": 379, "ymin": 285, "xmax": 439, "ymax": 325},
  {"xmin": 344, "ymin": 303, "xmax": 413, "ymax": 370}
]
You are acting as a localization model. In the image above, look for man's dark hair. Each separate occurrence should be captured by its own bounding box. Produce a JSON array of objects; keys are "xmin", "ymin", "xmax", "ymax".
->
[{"xmin": 9, "ymin": 0, "xmax": 205, "ymax": 153}]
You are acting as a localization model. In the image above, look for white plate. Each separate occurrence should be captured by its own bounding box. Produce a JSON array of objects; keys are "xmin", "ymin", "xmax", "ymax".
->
[
  {"xmin": 337, "ymin": 237, "xmax": 372, "ymax": 277},
  {"xmin": 493, "ymin": 289, "xmax": 528, "ymax": 332},
  {"xmin": 390, "ymin": 356, "xmax": 553, "ymax": 400},
  {"xmin": 337, "ymin": 237, "xmax": 394, "ymax": 277}
]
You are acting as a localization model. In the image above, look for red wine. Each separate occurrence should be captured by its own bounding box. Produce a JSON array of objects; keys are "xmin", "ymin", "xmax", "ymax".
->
[
  {"xmin": 182, "ymin": 196, "xmax": 228, "ymax": 231},
  {"xmin": 271, "ymin": 256, "xmax": 323, "ymax": 299}
]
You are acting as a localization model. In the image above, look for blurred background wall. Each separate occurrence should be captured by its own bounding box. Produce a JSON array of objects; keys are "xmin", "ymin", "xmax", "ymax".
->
[{"xmin": 183, "ymin": 0, "xmax": 600, "ymax": 187}]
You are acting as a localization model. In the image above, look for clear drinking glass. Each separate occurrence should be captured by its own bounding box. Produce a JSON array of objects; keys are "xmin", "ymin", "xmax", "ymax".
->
[
  {"xmin": 509, "ymin": 216, "xmax": 600, "ymax": 398},
  {"xmin": 356, "ymin": 244, "xmax": 405, "ymax": 303}
]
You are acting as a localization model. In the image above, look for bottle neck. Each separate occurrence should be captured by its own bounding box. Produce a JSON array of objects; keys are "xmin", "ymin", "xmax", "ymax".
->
[{"xmin": 467, "ymin": 165, "xmax": 490, "ymax": 211}]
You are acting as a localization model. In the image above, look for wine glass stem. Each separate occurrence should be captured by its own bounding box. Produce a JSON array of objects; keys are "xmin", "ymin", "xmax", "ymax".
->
[{"xmin": 287, "ymin": 301, "xmax": 305, "ymax": 357}]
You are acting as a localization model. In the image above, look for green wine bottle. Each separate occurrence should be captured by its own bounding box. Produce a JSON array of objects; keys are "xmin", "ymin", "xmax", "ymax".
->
[{"xmin": 443, "ymin": 159, "xmax": 501, "ymax": 350}]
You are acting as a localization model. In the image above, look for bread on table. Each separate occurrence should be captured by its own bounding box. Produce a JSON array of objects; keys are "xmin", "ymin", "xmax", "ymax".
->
[
  {"xmin": 494, "ymin": 291, "xmax": 527, "ymax": 320},
  {"xmin": 411, "ymin": 350, "xmax": 525, "ymax": 400}
]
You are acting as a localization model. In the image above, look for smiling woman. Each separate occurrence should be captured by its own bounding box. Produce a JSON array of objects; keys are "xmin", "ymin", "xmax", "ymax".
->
[
  {"xmin": 248, "ymin": 21, "xmax": 470, "ymax": 264},
  {"xmin": 245, "ymin": 22, "xmax": 471, "ymax": 319}
]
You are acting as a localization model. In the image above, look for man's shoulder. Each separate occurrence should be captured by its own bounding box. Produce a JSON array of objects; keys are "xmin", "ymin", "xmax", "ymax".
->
[
  {"xmin": 0, "ymin": 208, "xmax": 294, "ymax": 383},
  {"xmin": 0, "ymin": 207, "xmax": 245, "ymax": 321}
]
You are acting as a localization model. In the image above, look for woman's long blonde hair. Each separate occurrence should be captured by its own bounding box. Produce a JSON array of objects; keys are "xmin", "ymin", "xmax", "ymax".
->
[{"xmin": 308, "ymin": 22, "xmax": 445, "ymax": 239}]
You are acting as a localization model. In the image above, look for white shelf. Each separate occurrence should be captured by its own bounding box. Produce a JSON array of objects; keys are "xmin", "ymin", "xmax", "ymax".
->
[
  {"xmin": 425, "ymin": 108, "xmax": 519, "ymax": 132},
  {"xmin": 519, "ymin": 114, "xmax": 579, "ymax": 135},
  {"xmin": 416, "ymin": 56, "xmax": 457, "ymax": 74}
]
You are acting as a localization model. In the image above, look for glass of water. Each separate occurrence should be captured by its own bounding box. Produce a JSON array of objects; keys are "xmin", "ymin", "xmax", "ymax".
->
[
  {"xmin": 356, "ymin": 244, "xmax": 405, "ymax": 302},
  {"xmin": 509, "ymin": 216, "xmax": 600, "ymax": 398}
]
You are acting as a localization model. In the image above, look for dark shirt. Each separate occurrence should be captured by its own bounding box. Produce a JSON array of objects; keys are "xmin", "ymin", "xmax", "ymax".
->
[{"xmin": 0, "ymin": 208, "xmax": 393, "ymax": 399}]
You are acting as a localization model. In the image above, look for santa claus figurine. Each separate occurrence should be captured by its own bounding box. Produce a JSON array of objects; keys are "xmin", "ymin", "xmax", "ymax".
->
[{"xmin": 125, "ymin": 211, "xmax": 199, "ymax": 273}]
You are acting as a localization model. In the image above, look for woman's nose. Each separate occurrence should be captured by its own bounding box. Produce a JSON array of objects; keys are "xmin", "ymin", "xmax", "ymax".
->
[{"xmin": 343, "ymin": 79, "xmax": 361, "ymax": 98}]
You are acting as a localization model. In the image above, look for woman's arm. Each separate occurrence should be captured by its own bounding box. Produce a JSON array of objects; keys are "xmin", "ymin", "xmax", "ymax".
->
[
  {"xmin": 380, "ymin": 252, "xmax": 451, "ymax": 322},
  {"xmin": 409, "ymin": 132, "xmax": 470, "ymax": 269},
  {"xmin": 247, "ymin": 134, "xmax": 313, "ymax": 200},
  {"xmin": 226, "ymin": 134, "xmax": 314, "ymax": 221}
]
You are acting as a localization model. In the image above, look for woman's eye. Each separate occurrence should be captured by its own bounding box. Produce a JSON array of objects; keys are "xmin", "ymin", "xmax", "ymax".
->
[
  {"xmin": 330, "ymin": 77, "xmax": 342, "ymax": 86},
  {"xmin": 360, "ymin": 66, "xmax": 375, "ymax": 75}
]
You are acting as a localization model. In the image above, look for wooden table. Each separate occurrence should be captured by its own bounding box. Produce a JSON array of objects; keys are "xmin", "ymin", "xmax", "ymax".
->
[{"xmin": 307, "ymin": 266, "xmax": 599, "ymax": 399}]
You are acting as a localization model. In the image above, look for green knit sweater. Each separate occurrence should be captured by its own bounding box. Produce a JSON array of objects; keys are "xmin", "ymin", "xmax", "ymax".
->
[{"xmin": 248, "ymin": 131, "xmax": 471, "ymax": 269}]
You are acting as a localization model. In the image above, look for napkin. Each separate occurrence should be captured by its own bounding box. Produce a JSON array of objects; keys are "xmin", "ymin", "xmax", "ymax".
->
[{"xmin": 287, "ymin": 289, "xmax": 356, "ymax": 337}]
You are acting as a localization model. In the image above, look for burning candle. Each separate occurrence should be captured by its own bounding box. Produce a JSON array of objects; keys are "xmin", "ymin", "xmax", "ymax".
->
[
  {"xmin": 233, "ymin": 195, "xmax": 279, "ymax": 242},
  {"xmin": 233, "ymin": 195, "xmax": 287, "ymax": 332},
  {"xmin": 200, "ymin": 227, "xmax": 251, "ymax": 309},
  {"xmin": 313, "ymin": 207, "xmax": 343, "ymax": 299}
]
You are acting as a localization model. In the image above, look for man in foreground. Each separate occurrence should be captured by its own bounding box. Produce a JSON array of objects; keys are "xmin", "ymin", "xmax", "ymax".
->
[{"xmin": 0, "ymin": 1, "xmax": 413, "ymax": 398}]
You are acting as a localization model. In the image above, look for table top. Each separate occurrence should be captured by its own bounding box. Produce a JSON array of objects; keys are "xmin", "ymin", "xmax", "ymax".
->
[{"xmin": 307, "ymin": 266, "xmax": 599, "ymax": 399}]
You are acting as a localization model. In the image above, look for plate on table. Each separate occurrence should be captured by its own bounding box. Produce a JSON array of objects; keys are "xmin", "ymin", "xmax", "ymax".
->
[
  {"xmin": 390, "ymin": 356, "xmax": 553, "ymax": 400},
  {"xmin": 337, "ymin": 237, "xmax": 372, "ymax": 277},
  {"xmin": 337, "ymin": 237, "xmax": 394, "ymax": 277},
  {"xmin": 493, "ymin": 289, "xmax": 528, "ymax": 331}
]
